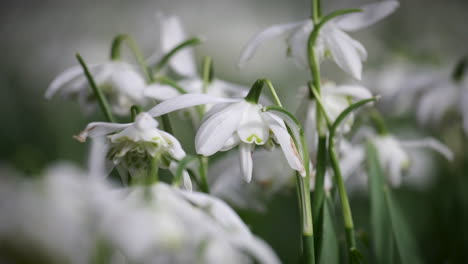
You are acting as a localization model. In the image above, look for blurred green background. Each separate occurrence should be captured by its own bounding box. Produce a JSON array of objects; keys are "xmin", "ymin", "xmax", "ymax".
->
[{"xmin": 1, "ymin": 0, "xmax": 467, "ymax": 263}]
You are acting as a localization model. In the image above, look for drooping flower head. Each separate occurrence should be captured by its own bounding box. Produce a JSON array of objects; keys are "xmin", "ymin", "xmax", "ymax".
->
[
  {"xmin": 76, "ymin": 112, "xmax": 191, "ymax": 189},
  {"xmin": 46, "ymin": 59, "xmax": 149, "ymax": 116},
  {"xmin": 239, "ymin": 1, "xmax": 399, "ymax": 80},
  {"xmin": 147, "ymin": 86, "xmax": 306, "ymax": 182}
]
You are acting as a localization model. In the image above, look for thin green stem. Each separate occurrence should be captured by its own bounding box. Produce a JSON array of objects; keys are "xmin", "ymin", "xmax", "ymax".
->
[
  {"xmin": 147, "ymin": 155, "xmax": 160, "ymax": 185},
  {"xmin": 329, "ymin": 138, "xmax": 356, "ymax": 252},
  {"xmin": 264, "ymin": 79, "xmax": 283, "ymax": 107},
  {"xmin": 76, "ymin": 53, "xmax": 115, "ymax": 123},
  {"xmin": 312, "ymin": 0, "xmax": 321, "ymax": 24},
  {"xmin": 198, "ymin": 155, "xmax": 210, "ymax": 193},
  {"xmin": 155, "ymin": 76, "xmax": 188, "ymax": 94},
  {"xmin": 130, "ymin": 105, "xmax": 143, "ymax": 121},
  {"xmin": 202, "ymin": 56, "xmax": 213, "ymax": 94},
  {"xmin": 264, "ymin": 105, "xmax": 315, "ymax": 264},
  {"xmin": 110, "ymin": 34, "xmax": 153, "ymax": 83},
  {"xmin": 153, "ymin": 37, "xmax": 202, "ymax": 74}
]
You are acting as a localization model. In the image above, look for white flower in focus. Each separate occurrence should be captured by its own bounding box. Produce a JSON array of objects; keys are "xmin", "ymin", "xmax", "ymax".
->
[
  {"xmin": 148, "ymin": 93, "xmax": 306, "ymax": 182},
  {"xmin": 76, "ymin": 112, "xmax": 191, "ymax": 189},
  {"xmin": 239, "ymin": 1, "xmax": 399, "ymax": 80},
  {"xmin": 46, "ymin": 61, "xmax": 148, "ymax": 116}
]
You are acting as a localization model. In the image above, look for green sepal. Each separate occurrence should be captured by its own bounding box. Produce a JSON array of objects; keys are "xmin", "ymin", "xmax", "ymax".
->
[{"xmin": 245, "ymin": 79, "xmax": 265, "ymax": 104}]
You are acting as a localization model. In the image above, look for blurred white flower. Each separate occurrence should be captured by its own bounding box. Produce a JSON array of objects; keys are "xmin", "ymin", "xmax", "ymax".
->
[
  {"xmin": 0, "ymin": 163, "xmax": 116, "ymax": 264},
  {"xmin": 342, "ymin": 132, "xmax": 453, "ymax": 187},
  {"xmin": 148, "ymin": 93, "xmax": 305, "ymax": 182},
  {"xmin": 416, "ymin": 67, "xmax": 468, "ymax": 135},
  {"xmin": 46, "ymin": 61, "xmax": 148, "ymax": 116},
  {"xmin": 101, "ymin": 183, "xmax": 280, "ymax": 264},
  {"xmin": 303, "ymin": 82, "xmax": 372, "ymax": 142},
  {"xmin": 76, "ymin": 112, "xmax": 191, "ymax": 189},
  {"xmin": 209, "ymin": 149, "xmax": 294, "ymax": 211},
  {"xmin": 145, "ymin": 14, "xmax": 247, "ymax": 109},
  {"xmin": 239, "ymin": 1, "xmax": 399, "ymax": 79},
  {"xmin": 0, "ymin": 164, "xmax": 279, "ymax": 264}
]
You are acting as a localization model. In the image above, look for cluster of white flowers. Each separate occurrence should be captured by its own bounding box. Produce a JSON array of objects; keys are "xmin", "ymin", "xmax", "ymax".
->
[
  {"xmin": 0, "ymin": 164, "xmax": 279, "ymax": 264},
  {"xmin": 8, "ymin": 0, "xmax": 460, "ymax": 262}
]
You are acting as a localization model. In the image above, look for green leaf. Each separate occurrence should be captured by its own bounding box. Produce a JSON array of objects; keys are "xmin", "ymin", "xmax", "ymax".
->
[
  {"xmin": 365, "ymin": 142, "xmax": 393, "ymax": 264},
  {"xmin": 317, "ymin": 195, "xmax": 340, "ymax": 264},
  {"xmin": 384, "ymin": 187, "xmax": 423, "ymax": 264}
]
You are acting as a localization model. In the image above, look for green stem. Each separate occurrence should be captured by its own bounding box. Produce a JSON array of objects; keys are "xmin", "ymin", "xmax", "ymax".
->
[
  {"xmin": 147, "ymin": 155, "xmax": 160, "ymax": 185},
  {"xmin": 130, "ymin": 105, "xmax": 143, "ymax": 121},
  {"xmin": 198, "ymin": 155, "xmax": 210, "ymax": 193},
  {"xmin": 76, "ymin": 53, "xmax": 115, "ymax": 123},
  {"xmin": 298, "ymin": 128, "xmax": 315, "ymax": 264},
  {"xmin": 264, "ymin": 79, "xmax": 283, "ymax": 107},
  {"xmin": 202, "ymin": 56, "xmax": 213, "ymax": 93},
  {"xmin": 152, "ymin": 37, "xmax": 202, "ymax": 74},
  {"xmin": 312, "ymin": 0, "xmax": 321, "ymax": 24},
  {"xmin": 110, "ymin": 34, "xmax": 153, "ymax": 83},
  {"xmin": 328, "ymin": 137, "xmax": 356, "ymax": 257},
  {"xmin": 311, "ymin": 135, "xmax": 327, "ymax": 224}
]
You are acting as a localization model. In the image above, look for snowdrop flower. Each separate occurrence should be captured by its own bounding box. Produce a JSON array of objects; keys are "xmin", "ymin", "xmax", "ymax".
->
[
  {"xmin": 337, "ymin": 130, "xmax": 453, "ymax": 187},
  {"xmin": 0, "ymin": 163, "xmax": 118, "ymax": 264},
  {"xmin": 416, "ymin": 63, "xmax": 468, "ymax": 135},
  {"xmin": 303, "ymin": 81, "xmax": 373, "ymax": 147},
  {"xmin": 75, "ymin": 112, "xmax": 192, "ymax": 189},
  {"xmin": 102, "ymin": 183, "xmax": 280, "ymax": 264},
  {"xmin": 148, "ymin": 92, "xmax": 305, "ymax": 182},
  {"xmin": 46, "ymin": 61, "xmax": 149, "ymax": 116},
  {"xmin": 239, "ymin": 1, "xmax": 399, "ymax": 80},
  {"xmin": 144, "ymin": 13, "xmax": 247, "ymax": 109}
]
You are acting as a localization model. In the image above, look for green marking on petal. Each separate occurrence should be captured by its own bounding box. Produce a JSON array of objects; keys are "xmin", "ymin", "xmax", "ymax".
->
[{"xmin": 247, "ymin": 134, "xmax": 263, "ymax": 144}]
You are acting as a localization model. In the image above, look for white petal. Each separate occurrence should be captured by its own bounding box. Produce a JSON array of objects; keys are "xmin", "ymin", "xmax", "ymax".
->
[
  {"xmin": 148, "ymin": 93, "xmax": 241, "ymax": 117},
  {"xmin": 195, "ymin": 102, "xmax": 245, "ymax": 156},
  {"xmin": 335, "ymin": 1, "xmax": 400, "ymax": 32},
  {"xmin": 169, "ymin": 161, "xmax": 192, "ymax": 191},
  {"xmin": 220, "ymin": 134, "xmax": 241, "ymax": 151},
  {"xmin": 400, "ymin": 138, "xmax": 454, "ymax": 161},
  {"xmin": 144, "ymin": 83, "xmax": 181, "ymax": 101},
  {"xmin": 287, "ymin": 20, "xmax": 313, "ymax": 67},
  {"xmin": 331, "ymin": 84, "xmax": 372, "ymax": 99},
  {"xmin": 160, "ymin": 131, "xmax": 186, "ymax": 160},
  {"xmin": 325, "ymin": 27, "xmax": 364, "ymax": 80},
  {"xmin": 239, "ymin": 21, "xmax": 306, "ymax": 67},
  {"xmin": 263, "ymin": 112, "xmax": 305, "ymax": 176},
  {"xmin": 239, "ymin": 142, "xmax": 254, "ymax": 182},
  {"xmin": 339, "ymin": 143, "xmax": 365, "ymax": 180},
  {"xmin": 387, "ymin": 156, "xmax": 403, "ymax": 187},
  {"xmin": 109, "ymin": 67, "xmax": 146, "ymax": 102},
  {"xmin": 159, "ymin": 13, "xmax": 198, "ymax": 77},
  {"xmin": 237, "ymin": 103, "xmax": 270, "ymax": 144},
  {"xmin": 87, "ymin": 137, "xmax": 113, "ymax": 178},
  {"xmin": 74, "ymin": 122, "xmax": 132, "ymax": 142},
  {"xmin": 45, "ymin": 65, "xmax": 85, "ymax": 99}
]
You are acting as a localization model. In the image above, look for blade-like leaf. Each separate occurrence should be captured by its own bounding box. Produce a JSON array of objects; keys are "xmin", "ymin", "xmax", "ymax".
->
[
  {"xmin": 384, "ymin": 187, "xmax": 423, "ymax": 264},
  {"xmin": 366, "ymin": 142, "xmax": 393, "ymax": 264},
  {"xmin": 318, "ymin": 194, "xmax": 340, "ymax": 264}
]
